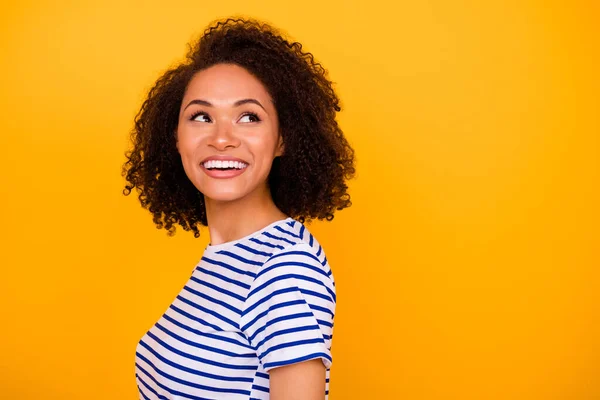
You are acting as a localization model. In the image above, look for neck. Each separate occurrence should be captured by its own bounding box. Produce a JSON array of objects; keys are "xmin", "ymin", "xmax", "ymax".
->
[{"xmin": 204, "ymin": 185, "xmax": 288, "ymax": 246}]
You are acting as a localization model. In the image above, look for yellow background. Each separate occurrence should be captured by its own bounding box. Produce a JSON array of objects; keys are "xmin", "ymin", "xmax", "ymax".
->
[{"xmin": 1, "ymin": 1, "xmax": 598, "ymax": 399}]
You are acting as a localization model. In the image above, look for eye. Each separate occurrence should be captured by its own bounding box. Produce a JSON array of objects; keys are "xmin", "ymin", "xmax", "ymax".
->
[
  {"xmin": 239, "ymin": 112, "xmax": 261, "ymax": 123},
  {"xmin": 190, "ymin": 111, "xmax": 212, "ymax": 123}
]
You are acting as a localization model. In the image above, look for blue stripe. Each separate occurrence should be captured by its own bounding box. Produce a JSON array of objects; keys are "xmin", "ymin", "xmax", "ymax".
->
[
  {"xmin": 182, "ymin": 285, "xmax": 242, "ymax": 315},
  {"xmin": 248, "ymin": 274, "xmax": 336, "ymax": 303},
  {"xmin": 317, "ymin": 319, "xmax": 334, "ymax": 328},
  {"xmin": 309, "ymin": 234, "xmax": 314, "ymax": 247},
  {"xmin": 262, "ymin": 231, "xmax": 297, "ymax": 245},
  {"xmin": 273, "ymin": 225, "xmax": 300, "ymax": 239},
  {"xmin": 155, "ymin": 323, "xmax": 255, "ymax": 358},
  {"xmin": 139, "ymin": 387, "xmax": 151, "ymax": 400},
  {"xmin": 190, "ymin": 275, "xmax": 245, "ymax": 302},
  {"xmin": 138, "ymin": 340, "xmax": 255, "ymax": 382},
  {"xmin": 177, "ymin": 295, "xmax": 239, "ymax": 329},
  {"xmin": 243, "ymin": 286, "xmax": 333, "ymax": 321},
  {"xmin": 249, "ymin": 237, "xmax": 285, "ymax": 250},
  {"xmin": 136, "ymin": 362, "xmax": 218, "ymax": 400},
  {"xmin": 242, "ymin": 299, "xmax": 306, "ymax": 330},
  {"xmin": 169, "ymin": 304, "xmax": 223, "ymax": 332},
  {"xmin": 136, "ymin": 352, "xmax": 252, "ymax": 395},
  {"xmin": 261, "ymin": 337, "xmax": 325, "ymax": 359},
  {"xmin": 299, "ymin": 224, "xmax": 306, "ymax": 240},
  {"xmin": 255, "ymin": 372, "xmax": 269, "ymax": 379},
  {"xmin": 196, "ymin": 266, "xmax": 250, "ymax": 290},
  {"xmin": 257, "ymin": 260, "xmax": 328, "ymax": 280},
  {"xmin": 263, "ymin": 352, "xmax": 331, "ymax": 370},
  {"xmin": 248, "ymin": 312, "xmax": 314, "ymax": 343},
  {"xmin": 202, "ymin": 256, "xmax": 256, "ymax": 278},
  {"xmin": 255, "ymin": 324, "xmax": 321, "ymax": 350},
  {"xmin": 137, "ymin": 373, "xmax": 168, "ymax": 400},
  {"xmin": 217, "ymin": 250, "xmax": 264, "ymax": 266},
  {"xmin": 322, "ymin": 256, "xmax": 328, "ymax": 266},
  {"xmin": 287, "ymin": 220, "xmax": 295, "ymax": 227},
  {"xmin": 269, "ymin": 249, "xmax": 322, "ymax": 265},
  {"xmin": 162, "ymin": 314, "xmax": 253, "ymax": 350},
  {"xmin": 234, "ymin": 243, "xmax": 273, "ymax": 257},
  {"xmin": 316, "ymin": 245, "xmax": 322, "ymax": 258},
  {"xmin": 143, "ymin": 333, "xmax": 258, "ymax": 370},
  {"xmin": 252, "ymin": 384, "xmax": 269, "ymax": 393},
  {"xmin": 309, "ymin": 303, "xmax": 334, "ymax": 317}
]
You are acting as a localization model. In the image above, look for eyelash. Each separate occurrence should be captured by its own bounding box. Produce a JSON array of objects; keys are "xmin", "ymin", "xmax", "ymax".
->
[{"xmin": 189, "ymin": 111, "xmax": 261, "ymax": 123}]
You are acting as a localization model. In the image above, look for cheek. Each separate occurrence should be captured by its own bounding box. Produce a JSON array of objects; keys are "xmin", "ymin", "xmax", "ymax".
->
[{"xmin": 176, "ymin": 130, "xmax": 200, "ymax": 158}]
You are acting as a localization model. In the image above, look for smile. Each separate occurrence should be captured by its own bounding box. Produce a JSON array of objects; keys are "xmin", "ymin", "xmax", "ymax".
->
[
  {"xmin": 201, "ymin": 160, "xmax": 248, "ymax": 179},
  {"xmin": 202, "ymin": 160, "xmax": 248, "ymax": 170}
]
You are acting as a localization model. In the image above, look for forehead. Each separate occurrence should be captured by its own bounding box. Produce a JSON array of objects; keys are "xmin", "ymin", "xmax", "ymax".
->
[{"xmin": 183, "ymin": 63, "xmax": 272, "ymax": 103}]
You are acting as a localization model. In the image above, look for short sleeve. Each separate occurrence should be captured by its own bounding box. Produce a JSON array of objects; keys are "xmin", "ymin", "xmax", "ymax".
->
[{"xmin": 240, "ymin": 242, "xmax": 336, "ymax": 372}]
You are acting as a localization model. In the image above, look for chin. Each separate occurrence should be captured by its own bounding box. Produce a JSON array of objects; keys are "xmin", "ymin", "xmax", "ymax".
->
[{"xmin": 200, "ymin": 186, "xmax": 250, "ymax": 203}]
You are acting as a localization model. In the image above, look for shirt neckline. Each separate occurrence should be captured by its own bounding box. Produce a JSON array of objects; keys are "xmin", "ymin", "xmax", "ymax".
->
[{"xmin": 204, "ymin": 217, "xmax": 294, "ymax": 253}]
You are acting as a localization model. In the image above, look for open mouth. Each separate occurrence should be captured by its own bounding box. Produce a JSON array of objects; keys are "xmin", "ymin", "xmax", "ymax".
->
[{"xmin": 202, "ymin": 160, "xmax": 248, "ymax": 171}]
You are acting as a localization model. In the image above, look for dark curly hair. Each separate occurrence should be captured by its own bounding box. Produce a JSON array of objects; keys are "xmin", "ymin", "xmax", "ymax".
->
[{"xmin": 122, "ymin": 17, "xmax": 356, "ymax": 238}]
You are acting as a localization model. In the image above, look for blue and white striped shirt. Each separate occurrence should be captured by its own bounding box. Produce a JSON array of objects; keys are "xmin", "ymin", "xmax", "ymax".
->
[{"xmin": 135, "ymin": 217, "xmax": 336, "ymax": 399}]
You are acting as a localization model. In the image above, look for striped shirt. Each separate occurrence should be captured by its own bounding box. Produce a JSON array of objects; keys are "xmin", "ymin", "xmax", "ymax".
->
[{"xmin": 135, "ymin": 217, "xmax": 336, "ymax": 400}]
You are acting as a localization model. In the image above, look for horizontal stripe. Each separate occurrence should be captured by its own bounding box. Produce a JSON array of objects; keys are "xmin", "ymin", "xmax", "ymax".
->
[
  {"xmin": 177, "ymin": 295, "xmax": 239, "ymax": 329},
  {"xmin": 262, "ymin": 231, "xmax": 297, "ymax": 246},
  {"xmin": 162, "ymin": 314, "xmax": 253, "ymax": 350},
  {"xmin": 257, "ymin": 259, "xmax": 329, "ymax": 281},
  {"xmin": 145, "ymin": 332, "xmax": 258, "ymax": 370},
  {"xmin": 196, "ymin": 266, "xmax": 250, "ymax": 290},
  {"xmin": 182, "ymin": 285, "xmax": 243, "ymax": 315},
  {"xmin": 273, "ymin": 225, "xmax": 300, "ymax": 239},
  {"xmin": 263, "ymin": 352, "xmax": 331, "ymax": 370},
  {"xmin": 309, "ymin": 303, "xmax": 334, "ymax": 317},
  {"xmin": 137, "ymin": 373, "xmax": 168, "ymax": 400},
  {"xmin": 136, "ymin": 362, "xmax": 217, "ymax": 400},
  {"xmin": 255, "ymin": 325, "xmax": 322, "ymax": 351},
  {"xmin": 252, "ymin": 384, "xmax": 269, "ymax": 393},
  {"xmin": 189, "ymin": 275, "xmax": 245, "ymax": 302},
  {"xmin": 243, "ymin": 286, "xmax": 333, "ymax": 321},
  {"xmin": 217, "ymin": 250, "xmax": 264, "ymax": 266},
  {"xmin": 261, "ymin": 338, "xmax": 325, "ymax": 359},
  {"xmin": 247, "ymin": 312, "xmax": 314, "ymax": 343},
  {"xmin": 169, "ymin": 304, "xmax": 223, "ymax": 332},
  {"xmin": 234, "ymin": 243, "xmax": 273, "ymax": 257},
  {"xmin": 137, "ymin": 352, "xmax": 252, "ymax": 395},
  {"xmin": 268, "ymin": 249, "xmax": 322, "ymax": 265},
  {"xmin": 249, "ymin": 237, "xmax": 285, "ymax": 250},
  {"xmin": 201, "ymin": 256, "xmax": 256, "ymax": 278},
  {"xmin": 248, "ymin": 274, "xmax": 336, "ymax": 303},
  {"xmin": 155, "ymin": 323, "xmax": 255, "ymax": 358},
  {"xmin": 139, "ymin": 340, "xmax": 255, "ymax": 382},
  {"xmin": 241, "ymin": 299, "xmax": 306, "ymax": 330}
]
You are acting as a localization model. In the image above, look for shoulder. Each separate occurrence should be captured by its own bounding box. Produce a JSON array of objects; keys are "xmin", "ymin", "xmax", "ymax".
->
[{"xmin": 263, "ymin": 219, "xmax": 330, "ymax": 270}]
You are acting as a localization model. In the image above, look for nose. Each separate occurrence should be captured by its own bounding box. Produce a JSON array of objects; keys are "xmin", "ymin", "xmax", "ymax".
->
[{"xmin": 207, "ymin": 119, "xmax": 241, "ymax": 150}]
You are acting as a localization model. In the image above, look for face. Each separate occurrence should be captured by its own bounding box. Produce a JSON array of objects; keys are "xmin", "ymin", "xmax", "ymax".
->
[{"xmin": 176, "ymin": 63, "xmax": 283, "ymax": 203}]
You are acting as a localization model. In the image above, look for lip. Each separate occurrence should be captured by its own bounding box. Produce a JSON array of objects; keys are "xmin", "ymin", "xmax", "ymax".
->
[
  {"xmin": 200, "ymin": 155, "xmax": 249, "ymax": 164},
  {"xmin": 200, "ymin": 155, "xmax": 249, "ymax": 180}
]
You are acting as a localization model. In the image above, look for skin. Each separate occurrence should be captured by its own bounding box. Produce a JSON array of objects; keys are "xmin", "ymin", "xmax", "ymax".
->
[{"xmin": 176, "ymin": 63, "xmax": 326, "ymax": 399}]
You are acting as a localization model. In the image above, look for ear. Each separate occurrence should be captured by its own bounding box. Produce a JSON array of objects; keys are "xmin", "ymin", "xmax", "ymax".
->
[{"xmin": 275, "ymin": 134, "xmax": 285, "ymax": 157}]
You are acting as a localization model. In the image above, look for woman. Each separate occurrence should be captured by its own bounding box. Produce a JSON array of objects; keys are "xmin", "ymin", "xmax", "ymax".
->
[{"xmin": 122, "ymin": 17, "xmax": 355, "ymax": 400}]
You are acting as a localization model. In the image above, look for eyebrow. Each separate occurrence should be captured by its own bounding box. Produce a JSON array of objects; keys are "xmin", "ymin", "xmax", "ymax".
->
[{"xmin": 183, "ymin": 98, "xmax": 267, "ymax": 112}]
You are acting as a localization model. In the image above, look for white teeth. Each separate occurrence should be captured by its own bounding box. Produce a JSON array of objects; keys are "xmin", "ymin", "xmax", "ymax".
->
[{"xmin": 203, "ymin": 160, "xmax": 248, "ymax": 170}]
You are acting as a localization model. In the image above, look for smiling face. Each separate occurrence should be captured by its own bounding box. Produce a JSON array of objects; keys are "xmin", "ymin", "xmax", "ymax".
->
[{"xmin": 176, "ymin": 63, "xmax": 284, "ymax": 204}]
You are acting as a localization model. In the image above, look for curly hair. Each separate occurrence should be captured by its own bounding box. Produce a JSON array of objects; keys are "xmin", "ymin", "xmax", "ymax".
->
[{"xmin": 122, "ymin": 17, "xmax": 356, "ymax": 238}]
